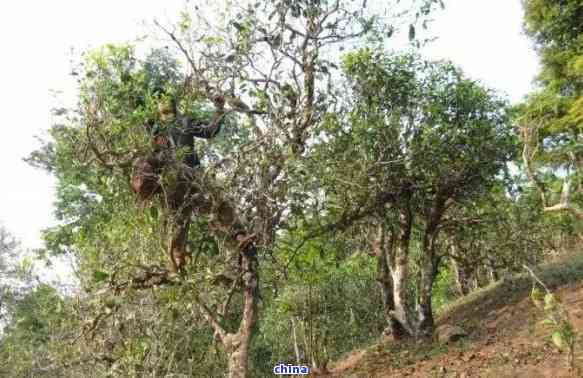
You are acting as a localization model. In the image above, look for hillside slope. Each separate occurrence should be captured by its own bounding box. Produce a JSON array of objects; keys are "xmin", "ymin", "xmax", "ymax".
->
[{"xmin": 325, "ymin": 254, "xmax": 583, "ymax": 377}]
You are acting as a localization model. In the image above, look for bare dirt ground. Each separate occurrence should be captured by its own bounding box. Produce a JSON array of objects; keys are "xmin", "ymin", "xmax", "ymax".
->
[{"xmin": 321, "ymin": 278, "xmax": 583, "ymax": 377}]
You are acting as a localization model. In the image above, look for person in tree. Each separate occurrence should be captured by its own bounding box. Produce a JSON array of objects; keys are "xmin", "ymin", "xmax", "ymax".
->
[
  {"xmin": 131, "ymin": 94, "xmax": 225, "ymax": 204},
  {"xmin": 151, "ymin": 94, "xmax": 227, "ymax": 169},
  {"xmin": 131, "ymin": 93, "xmax": 224, "ymax": 272},
  {"xmin": 131, "ymin": 93, "xmax": 255, "ymax": 274}
]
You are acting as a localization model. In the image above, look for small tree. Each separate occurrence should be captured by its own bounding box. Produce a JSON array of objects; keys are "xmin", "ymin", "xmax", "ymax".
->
[
  {"xmin": 317, "ymin": 50, "xmax": 514, "ymax": 338},
  {"xmin": 442, "ymin": 183, "xmax": 549, "ymax": 295}
]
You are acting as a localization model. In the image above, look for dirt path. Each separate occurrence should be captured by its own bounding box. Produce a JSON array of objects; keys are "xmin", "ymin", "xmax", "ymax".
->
[{"xmin": 325, "ymin": 282, "xmax": 583, "ymax": 377}]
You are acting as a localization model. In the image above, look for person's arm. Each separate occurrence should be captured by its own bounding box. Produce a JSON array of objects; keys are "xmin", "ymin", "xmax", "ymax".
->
[
  {"xmin": 181, "ymin": 111, "xmax": 226, "ymax": 139},
  {"xmin": 182, "ymin": 95, "xmax": 226, "ymax": 139}
]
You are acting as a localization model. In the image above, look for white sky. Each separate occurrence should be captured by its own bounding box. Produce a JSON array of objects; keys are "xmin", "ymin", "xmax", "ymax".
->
[{"xmin": 0, "ymin": 0, "xmax": 538, "ymax": 253}]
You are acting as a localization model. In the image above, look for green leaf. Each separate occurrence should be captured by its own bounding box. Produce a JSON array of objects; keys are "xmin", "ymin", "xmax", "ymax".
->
[
  {"xmin": 540, "ymin": 318, "xmax": 555, "ymax": 326},
  {"xmin": 531, "ymin": 288, "xmax": 545, "ymax": 309},
  {"xmin": 552, "ymin": 331, "xmax": 565, "ymax": 351},
  {"xmin": 408, "ymin": 25, "xmax": 416, "ymax": 41},
  {"xmin": 150, "ymin": 206, "xmax": 158, "ymax": 219},
  {"xmin": 93, "ymin": 270, "xmax": 109, "ymax": 283},
  {"xmin": 544, "ymin": 293, "xmax": 557, "ymax": 310},
  {"xmin": 179, "ymin": 11, "xmax": 192, "ymax": 31}
]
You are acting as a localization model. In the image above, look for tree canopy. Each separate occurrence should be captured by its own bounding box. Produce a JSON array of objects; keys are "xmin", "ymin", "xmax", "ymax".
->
[{"xmin": 519, "ymin": 0, "xmax": 583, "ymax": 219}]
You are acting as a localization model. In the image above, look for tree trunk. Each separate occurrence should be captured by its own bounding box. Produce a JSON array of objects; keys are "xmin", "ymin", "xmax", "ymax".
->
[
  {"xmin": 416, "ymin": 239, "xmax": 439, "ymax": 339},
  {"xmin": 451, "ymin": 257, "xmax": 473, "ymax": 296},
  {"xmin": 375, "ymin": 237, "xmax": 393, "ymax": 332},
  {"xmin": 388, "ymin": 208, "xmax": 414, "ymax": 339},
  {"xmin": 291, "ymin": 317, "xmax": 301, "ymax": 365},
  {"xmin": 449, "ymin": 241, "xmax": 473, "ymax": 296},
  {"xmin": 225, "ymin": 251, "xmax": 258, "ymax": 378},
  {"xmin": 227, "ymin": 341, "xmax": 249, "ymax": 378},
  {"xmin": 485, "ymin": 257, "xmax": 500, "ymax": 284},
  {"xmin": 416, "ymin": 198, "xmax": 448, "ymax": 339},
  {"xmin": 372, "ymin": 224, "xmax": 406, "ymax": 339}
]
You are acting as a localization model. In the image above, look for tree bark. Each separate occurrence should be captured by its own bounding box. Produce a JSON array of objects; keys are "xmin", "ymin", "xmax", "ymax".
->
[
  {"xmin": 225, "ymin": 249, "xmax": 258, "ymax": 378},
  {"xmin": 388, "ymin": 208, "xmax": 414, "ymax": 339},
  {"xmin": 291, "ymin": 317, "xmax": 301, "ymax": 365},
  {"xmin": 416, "ymin": 197, "xmax": 448, "ymax": 338},
  {"xmin": 374, "ymin": 230, "xmax": 392, "ymax": 328},
  {"xmin": 485, "ymin": 257, "xmax": 500, "ymax": 284},
  {"xmin": 451, "ymin": 258, "xmax": 473, "ymax": 296},
  {"xmin": 372, "ymin": 224, "xmax": 401, "ymax": 339},
  {"xmin": 449, "ymin": 243, "xmax": 473, "ymax": 296},
  {"xmin": 416, "ymin": 234, "xmax": 440, "ymax": 338}
]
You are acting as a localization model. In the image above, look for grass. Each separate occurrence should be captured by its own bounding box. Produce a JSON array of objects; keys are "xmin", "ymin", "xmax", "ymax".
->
[{"xmin": 437, "ymin": 252, "xmax": 583, "ymax": 327}]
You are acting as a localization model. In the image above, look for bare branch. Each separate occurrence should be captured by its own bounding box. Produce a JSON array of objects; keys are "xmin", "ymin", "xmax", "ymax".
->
[{"xmin": 193, "ymin": 294, "xmax": 227, "ymax": 343}]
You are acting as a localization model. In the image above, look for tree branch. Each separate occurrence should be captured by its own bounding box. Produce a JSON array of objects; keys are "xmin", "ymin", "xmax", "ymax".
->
[
  {"xmin": 520, "ymin": 124, "xmax": 583, "ymax": 219},
  {"xmin": 193, "ymin": 294, "xmax": 227, "ymax": 343}
]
